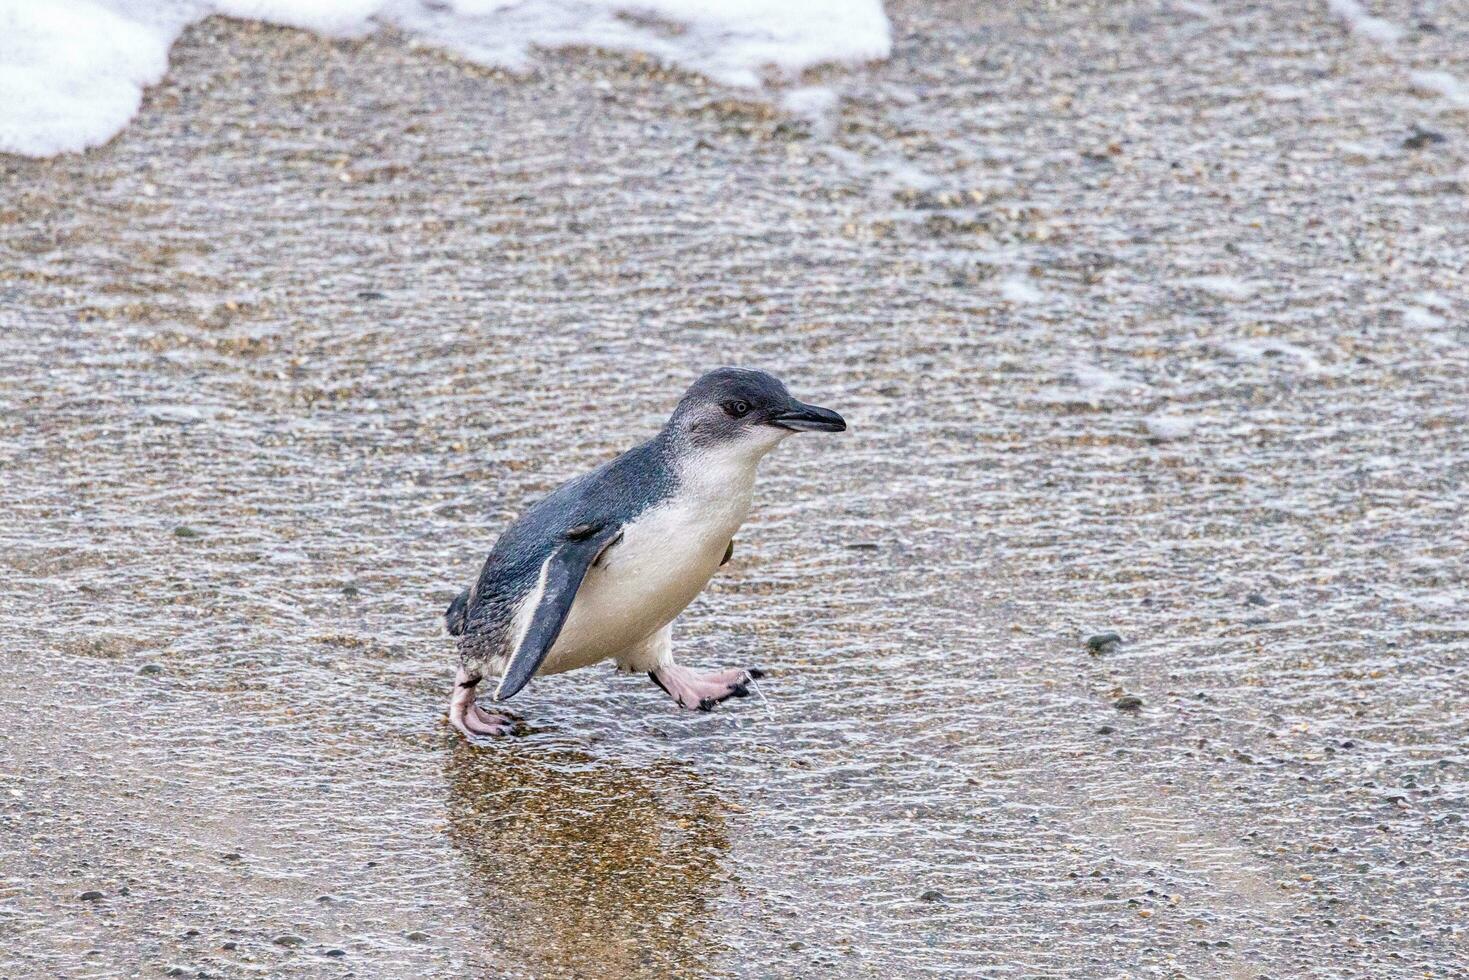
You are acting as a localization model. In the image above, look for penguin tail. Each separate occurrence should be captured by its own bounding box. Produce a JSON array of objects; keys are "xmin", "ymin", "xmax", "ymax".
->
[{"xmin": 444, "ymin": 588, "xmax": 471, "ymax": 637}]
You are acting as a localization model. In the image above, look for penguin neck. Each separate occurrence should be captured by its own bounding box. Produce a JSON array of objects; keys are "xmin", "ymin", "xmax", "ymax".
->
[{"xmin": 660, "ymin": 426, "xmax": 784, "ymax": 504}]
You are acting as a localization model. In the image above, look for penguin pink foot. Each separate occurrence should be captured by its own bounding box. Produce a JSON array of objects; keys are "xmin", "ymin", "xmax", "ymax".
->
[
  {"xmin": 649, "ymin": 664, "xmax": 762, "ymax": 711},
  {"xmin": 448, "ymin": 668, "xmax": 514, "ymax": 738}
]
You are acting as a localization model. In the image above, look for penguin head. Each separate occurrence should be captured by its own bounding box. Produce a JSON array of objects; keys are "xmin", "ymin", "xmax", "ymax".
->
[{"xmin": 669, "ymin": 367, "xmax": 846, "ymax": 457}]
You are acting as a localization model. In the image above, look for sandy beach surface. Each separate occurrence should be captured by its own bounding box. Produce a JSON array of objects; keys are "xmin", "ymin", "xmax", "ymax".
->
[{"xmin": 2, "ymin": 1, "xmax": 1467, "ymax": 977}]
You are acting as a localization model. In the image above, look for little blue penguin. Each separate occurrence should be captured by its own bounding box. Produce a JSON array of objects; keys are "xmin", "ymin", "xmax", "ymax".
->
[{"xmin": 443, "ymin": 367, "xmax": 846, "ymax": 739}]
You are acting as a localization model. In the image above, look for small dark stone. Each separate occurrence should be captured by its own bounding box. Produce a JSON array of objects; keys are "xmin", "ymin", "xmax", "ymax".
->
[
  {"xmin": 357, "ymin": 290, "xmax": 386, "ymax": 300},
  {"xmin": 182, "ymin": 929, "xmax": 200, "ymax": 938},
  {"xmin": 919, "ymin": 889, "xmax": 946, "ymax": 903},
  {"xmin": 341, "ymin": 584, "xmax": 360, "ymax": 597},
  {"xmin": 273, "ymin": 934, "xmax": 306, "ymax": 948},
  {"xmin": 325, "ymin": 949, "xmax": 346, "ymax": 958},
  {"xmin": 1245, "ymin": 593, "xmax": 1269, "ymax": 606},
  {"xmin": 78, "ymin": 890, "xmax": 104, "ymax": 902},
  {"xmin": 405, "ymin": 931, "xmax": 431, "ymax": 942},
  {"xmin": 1086, "ymin": 632, "xmax": 1123, "ymax": 654},
  {"xmin": 164, "ymin": 968, "xmax": 187, "ymax": 978},
  {"xmin": 1403, "ymin": 126, "xmax": 1447, "ymax": 150},
  {"xmin": 221, "ymin": 942, "xmax": 238, "ymax": 951},
  {"xmin": 844, "ymin": 542, "xmax": 880, "ymax": 551},
  {"xmin": 138, "ymin": 664, "xmax": 163, "ymax": 676},
  {"xmin": 173, "ymin": 526, "xmax": 201, "ymax": 539},
  {"xmin": 1114, "ymin": 695, "xmax": 1144, "ymax": 712},
  {"xmin": 1097, "ymin": 725, "xmax": 1117, "ymax": 735},
  {"xmin": 220, "ymin": 852, "xmax": 242, "ymax": 862}
]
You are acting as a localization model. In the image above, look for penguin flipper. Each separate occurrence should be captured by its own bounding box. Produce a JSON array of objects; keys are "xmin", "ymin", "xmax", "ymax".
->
[
  {"xmin": 444, "ymin": 587, "xmax": 471, "ymax": 636},
  {"xmin": 492, "ymin": 521, "xmax": 623, "ymax": 701}
]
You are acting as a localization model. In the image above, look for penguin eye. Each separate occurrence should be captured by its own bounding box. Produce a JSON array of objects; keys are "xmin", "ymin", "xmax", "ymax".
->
[{"xmin": 723, "ymin": 399, "xmax": 752, "ymax": 419}]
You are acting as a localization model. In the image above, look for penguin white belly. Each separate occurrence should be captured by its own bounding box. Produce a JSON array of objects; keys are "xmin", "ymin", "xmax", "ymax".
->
[{"xmin": 539, "ymin": 483, "xmax": 751, "ymax": 675}]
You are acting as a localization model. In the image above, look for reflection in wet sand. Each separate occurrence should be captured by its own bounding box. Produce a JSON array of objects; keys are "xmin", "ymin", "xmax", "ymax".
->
[{"xmin": 445, "ymin": 747, "xmax": 731, "ymax": 978}]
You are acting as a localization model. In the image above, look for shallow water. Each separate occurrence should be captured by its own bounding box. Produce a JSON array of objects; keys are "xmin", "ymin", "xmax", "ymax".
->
[{"xmin": 2, "ymin": 2, "xmax": 1467, "ymax": 977}]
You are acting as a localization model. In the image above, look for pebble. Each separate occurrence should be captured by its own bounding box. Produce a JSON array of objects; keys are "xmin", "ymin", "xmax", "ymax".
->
[
  {"xmin": 325, "ymin": 948, "xmax": 346, "ymax": 958},
  {"xmin": 1086, "ymin": 632, "xmax": 1123, "ymax": 654},
  {"xmin": 919, "ymin": 889, "xmax": 946, "ymax": 903},
  {"xmin": 1097, "ymin": 725, "xmax": 1117, "ymax": 735},
  {"xmin": 1403, "ymin": 126, "xmax": 1447, "ymax": 150},
  {"xmin": 405, "ymin": 931, "xmax": 431, "ymax": 941},
  {"xmin": 78, "ymin": 890, "xmax": 104, "ymax": 902},
  {"xmin": 1114, "ymin": 695, "xmax": 1144, "ymax": 712},
  {"xmin": 138, "ymin": 664, "xmax": 164, "ymax": 676},
  {"xmin": 273, "ymin": 934, "xmax": 306, "ymax": 948},
  {"xmin": 173, "ymin": 526, "xmax": 201, "ymax": 539}
]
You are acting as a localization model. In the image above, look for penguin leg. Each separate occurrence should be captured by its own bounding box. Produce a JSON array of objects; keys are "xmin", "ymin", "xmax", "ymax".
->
[
  {"xmin": 448, "ymin": 666, "xmax": 514, "ymax": 739},
  {"xmin": 620, "ymin": 626, "xmax": 762, "ymax": 712}
]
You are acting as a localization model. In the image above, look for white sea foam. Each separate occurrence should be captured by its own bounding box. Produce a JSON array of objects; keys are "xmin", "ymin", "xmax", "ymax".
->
[
  {"xmin": 1181, "ymin": 275, "xmax": 1256, "ymax": 301},
  {"xmin": 1169, "ymin": 1, "xmax": 1219, "ymax": 22},
  {"xmin": 0, "ymin": 0, "xmax": 891, "ymax": 157},
  {"xmin": 779, "ymin": 86, "xmax": 839, "ymax": 136},
  {"xmin": 1143, "ymin": 413, "xmax": 1198, "ymax": 442},
  {"xmin": 999, "ymin": 277, "xmax": 1044, "ymax": 304},
  {"xmin": 1409, "ymin": 70, "xmax": 1469, "ymax": 106},
  {"xmin": 1069, "ymin": 364, "xmax": 1127, "ymax": 393},
  {"xmin": 1402, "ymin": 306, "xmax": 1446, "ymax": 330},
  {"xmin": 1221, "ymin": 338, "xmax": 1322, "ymax": 373},
  {"xmin": 0, "ymin": 1, "xmax": 178, "ymax": 158},
  {"xmin": 1326, "ymin": 0, "xmax": 1403, "ymax": 45}
]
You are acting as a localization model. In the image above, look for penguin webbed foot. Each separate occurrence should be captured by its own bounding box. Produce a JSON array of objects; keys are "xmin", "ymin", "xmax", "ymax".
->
[
  {"xmin": 649, "ymin": 665, "xmax": 764, "ymax": 712},
  {"xmin": 464, "ymin": 703, "xmax": 516, "ymax": 737},
  {"xmin": 448, "ymin": 668, "xmax": 518, "ymax": 741}
]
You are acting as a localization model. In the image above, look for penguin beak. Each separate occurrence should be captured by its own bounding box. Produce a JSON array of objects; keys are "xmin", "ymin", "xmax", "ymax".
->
[{"xmin": 770, "ymin": 400, "xmax": 847, "ymax": 433}]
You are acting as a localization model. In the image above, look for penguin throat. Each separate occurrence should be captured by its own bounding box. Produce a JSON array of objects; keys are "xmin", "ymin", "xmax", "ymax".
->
[{"xmin": 677, "ymin": 431, "xmax": 782, "ymax": 497}]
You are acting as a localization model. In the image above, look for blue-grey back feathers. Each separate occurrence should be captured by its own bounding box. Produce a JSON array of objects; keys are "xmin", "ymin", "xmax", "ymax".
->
[{"xmin": 447, "ymin": 433, "xmax": 678, "ymax": 667}]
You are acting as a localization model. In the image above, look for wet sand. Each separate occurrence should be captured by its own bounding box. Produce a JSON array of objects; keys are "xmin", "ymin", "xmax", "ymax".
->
[{"xmin": 2, "ymin": 1, "xmax": 1467, "ymax": 977}]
